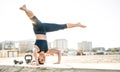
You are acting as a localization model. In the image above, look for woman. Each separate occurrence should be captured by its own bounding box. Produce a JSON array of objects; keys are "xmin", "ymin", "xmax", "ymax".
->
[{"xmin": 20, "ymin": 5, "xmax": 86, "ymax": 65}]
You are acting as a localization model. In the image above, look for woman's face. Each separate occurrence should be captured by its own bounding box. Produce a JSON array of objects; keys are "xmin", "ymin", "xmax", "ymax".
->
[{"xmin": 38, "ymin": 51, "xmax": 45, "ymax": 64}]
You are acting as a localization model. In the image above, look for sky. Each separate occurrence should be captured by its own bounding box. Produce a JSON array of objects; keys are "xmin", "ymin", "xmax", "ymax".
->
[{"xmin": 0, "ymin": 0, "xmax": 120, "ymax": 49}]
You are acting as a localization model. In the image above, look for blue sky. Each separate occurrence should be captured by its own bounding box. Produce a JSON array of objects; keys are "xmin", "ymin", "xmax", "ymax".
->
[{"xmin": 0, "ymin": 0, "xmax": 120, "ymax": 49}]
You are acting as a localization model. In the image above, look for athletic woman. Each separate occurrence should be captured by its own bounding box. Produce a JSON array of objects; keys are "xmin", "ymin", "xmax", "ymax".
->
[{"xmin": 20, "ymin": 5, "xmax": 86, "ymax": 65}]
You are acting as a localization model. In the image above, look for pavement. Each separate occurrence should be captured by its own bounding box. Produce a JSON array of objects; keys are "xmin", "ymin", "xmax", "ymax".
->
[{"xmin": 0, "ymin": 55, "xmax": 120, "ymax": 70}]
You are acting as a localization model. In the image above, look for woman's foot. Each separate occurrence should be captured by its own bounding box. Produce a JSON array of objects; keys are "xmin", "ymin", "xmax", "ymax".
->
[
  {"xmin": 19, "ymin": 5, "xmax": 27, "ymax": 11},
  {"xmin": 76, "ymin": 22, "xmax": 87, "ymax": 28},
  {"xmin": 67, "ymin": 22, "xmax": 87, "ymax": 28}
]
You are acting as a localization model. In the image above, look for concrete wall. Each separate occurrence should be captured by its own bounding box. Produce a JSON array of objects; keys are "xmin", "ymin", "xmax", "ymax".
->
[
  {"xmin": 0, "ymin": 65, "xmax": 120, "ymax": 72},
  {"xmin": 0, "ymin": 55, "xmax": 120, "ymax": 72},
  {"xmin": 0, "ymin": 50, "xmax": 18, "ymax": 58},
  {"xmin": 60, "ymin": 55, "xmax": 120, "ymax": 63}
]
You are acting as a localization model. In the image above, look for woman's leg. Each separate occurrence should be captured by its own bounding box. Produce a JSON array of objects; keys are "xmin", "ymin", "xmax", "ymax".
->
[
  {"xmin": 45, "ymin": 22, "xmax": 86, "ymax": 32},
  {"xmin": 20, "ymin": 5, "xmax": 34, "ymax": 18},
  {"xmin": 19, "ymin": 5, "xmax": 36, "ymax": 24}
]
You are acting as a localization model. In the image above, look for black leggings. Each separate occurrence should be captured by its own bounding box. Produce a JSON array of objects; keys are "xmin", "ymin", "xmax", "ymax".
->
[
  {"xmin": 32, "ymin": 16, "xmax": 67, "ymax": 52},
  {"xmin": 32, "ymin": 16, "xmax": 67, "ymax": 34}
]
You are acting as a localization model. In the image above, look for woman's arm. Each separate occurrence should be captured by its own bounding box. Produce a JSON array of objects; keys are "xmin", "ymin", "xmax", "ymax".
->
[{"xmin": 46, "ymin": 49, "xmax": 61, "ymax": 64}]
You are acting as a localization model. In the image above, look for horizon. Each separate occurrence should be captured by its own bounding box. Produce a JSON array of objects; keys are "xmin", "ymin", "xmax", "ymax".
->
[{"xmin": 0, "ymin": 38, "xmax": 120, "ymax": 50}]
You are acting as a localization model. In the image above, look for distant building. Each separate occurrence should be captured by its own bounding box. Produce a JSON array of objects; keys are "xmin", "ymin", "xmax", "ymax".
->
[
  {"xmin": 0, "ymin": 39, "xmax": 35, "ymax": 52},
  {"xmin": 48, "ymin": 42, "xmax": 52, "ymax": 49},
  {"xmin": 18, "ymin": 39, "xmax": 34, "ymax": 52},
  {"xmin": 1, "ymin": 41, "xmax": 15, "ymax": 50},
  {"xmin": 78, "ymin": 41, "xmax": 92, "ymax": 52},
  {"xmin": 0, "ymin": 42, "xmax": 2, "ymax": 50},
  {"xmin": 0, "ymin": 41, "xmax": 19, "ymax": 57},
  {"xmin": 53, "ymin": 39, "xmax": 68, "ymax": 51}
]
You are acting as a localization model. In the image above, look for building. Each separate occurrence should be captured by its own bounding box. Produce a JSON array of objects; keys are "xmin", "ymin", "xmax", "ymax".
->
[
  {"xmin": 78, "ymin": 41, "xmax": 92, "ymax": 52},
  {"xmin": 18, "ymin": 39, "xmax": 34, "ymax": 53},
  {"xmin": 0, "ymin": 41, "xmax": 19, "ymax": 57},
  {"xmin": 1, "ymin": 41, "xmax": 15, "ymax": 50},
  {"xmin": 53, "ymin": 39, "xmax": 68, "ymax": 51},
  {"xmin": 48, "ymin": 42, "xmax": 52, "ymax": 49}
]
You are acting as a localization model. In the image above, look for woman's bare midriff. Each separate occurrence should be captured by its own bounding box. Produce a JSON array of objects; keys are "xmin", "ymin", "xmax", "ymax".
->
[{"xmin": 35, "ymin": 34, "xmax": 47, "ymax": 40}]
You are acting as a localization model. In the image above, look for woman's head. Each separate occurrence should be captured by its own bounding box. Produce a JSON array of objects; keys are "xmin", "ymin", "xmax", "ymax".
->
[{"xmin": 38, "ymin": 51, "xmax": 45, "ymax": 64}]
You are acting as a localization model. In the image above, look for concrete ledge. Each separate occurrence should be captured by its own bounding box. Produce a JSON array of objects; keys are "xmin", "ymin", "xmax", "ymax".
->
[
  {"xmin": 0, "ymin": 56, "xmax": 120, "ymax": 72},
  {"xmin": 0, "ymin": 65, "xmax": 120, "ymax": 72}
]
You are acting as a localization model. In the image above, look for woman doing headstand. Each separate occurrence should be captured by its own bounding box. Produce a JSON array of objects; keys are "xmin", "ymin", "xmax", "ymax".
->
[{"xmin": 20, "ymin": 5, "xmax": 86, "ymax": 65}]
